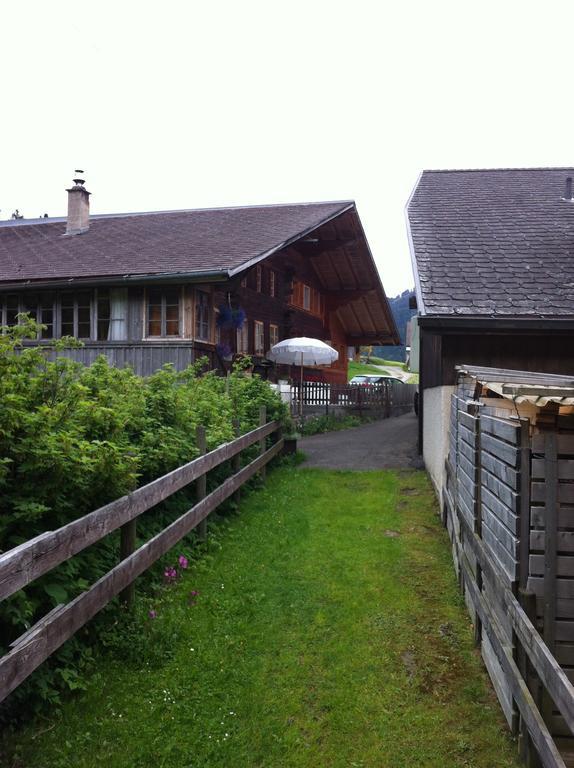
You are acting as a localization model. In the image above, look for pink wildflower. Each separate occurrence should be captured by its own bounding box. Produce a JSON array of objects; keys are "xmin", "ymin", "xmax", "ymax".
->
[
  {"xmin": 164, "ymin": 566, "xmax": 177, "ymax": 583},
  {"xmin": 178, "ymin": 555, "xmax": 189, "ymax": 570},
  {"xmin": 148, "ymin": 609, "xmax": 157, "ymax": 619}
]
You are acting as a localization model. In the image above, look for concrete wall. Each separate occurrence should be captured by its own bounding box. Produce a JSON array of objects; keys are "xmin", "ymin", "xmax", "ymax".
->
[{"xmin": 423, "ymin": 384, "xmax": 455, "ymax": 502}]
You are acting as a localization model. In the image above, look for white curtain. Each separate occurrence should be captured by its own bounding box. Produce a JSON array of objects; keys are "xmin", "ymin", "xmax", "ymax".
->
[{"xmin": 108, "ymin": 288, "xmax": 128, "ymax": 340}]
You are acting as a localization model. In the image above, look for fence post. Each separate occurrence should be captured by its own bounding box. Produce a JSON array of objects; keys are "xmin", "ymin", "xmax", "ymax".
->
[
  {"xmin": 259, "ymin": 406, "xmax": 267, "ymax": 483},
  {"xmin": 197, "ymin": 425, "xmax": 207, "ymax": 541},
  {"xmin": 119, "ymin": 519, "xmax": 137, "ymax": 608},
  {"xmin": 233, "ymin": 418, "xmax": 241, "ymax": 508}
]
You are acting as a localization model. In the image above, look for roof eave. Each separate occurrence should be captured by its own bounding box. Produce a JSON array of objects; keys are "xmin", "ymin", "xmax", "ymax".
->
[
  {"xmin": 227, "ymin": 202, "xmax": 355, "ymax": 278},
  {"xmin": 0, "ymin": 270, "xmax": 230, "ymax": 292},
  {"xmin": 404, "ymin": 171, "xmax": 425, "ymax": 316}
]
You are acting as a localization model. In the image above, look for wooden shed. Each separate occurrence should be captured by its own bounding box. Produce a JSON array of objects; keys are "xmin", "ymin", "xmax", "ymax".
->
[{"xmin": 445, "ymin": 364, "xmax": 574, "ymax": 767}]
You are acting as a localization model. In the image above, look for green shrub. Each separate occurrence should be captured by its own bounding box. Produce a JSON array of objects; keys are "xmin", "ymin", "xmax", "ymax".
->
[{"xmin": 0, "ymin": 319, "xmax": 290, "ymax": 720}]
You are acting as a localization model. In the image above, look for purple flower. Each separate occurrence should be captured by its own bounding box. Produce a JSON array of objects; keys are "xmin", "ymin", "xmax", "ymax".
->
[
  {"xmin": 164, "ymin": 566, "xmax": 177, "ymax": 583},
  {"xmin": 148, "ymin": 609, "xmax": 157, "ymax": 619},
  {"xmin": 178, "ymin": 555, "xmax": 189, "ymax": 570}
]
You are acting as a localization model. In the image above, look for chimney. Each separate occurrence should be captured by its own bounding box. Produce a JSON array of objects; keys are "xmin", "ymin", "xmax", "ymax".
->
[
  {"xmin": 564, "ymin": 177, "xmax": 573, "ymax": 202},
  {"xmin": 66, "ymin": 170, "xmax": 90, "ymax": 235}
]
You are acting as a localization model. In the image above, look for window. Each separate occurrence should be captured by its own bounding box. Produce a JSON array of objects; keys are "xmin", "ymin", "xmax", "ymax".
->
[
  {"xmin": 97, "ymin": 288, "xmax": 128, "ymax": 341},
  {"xmin": 270, "ymin": 270, "xmax": 276, "ymax": 298},
  {"xmin": 256, "ymin": 265, "xmax": 262, "ymax": 293},
  {"xmin": 147, "ymin": 288, "xmax": 181, "ymax": 337},
  {"xmin": 3, "ymin": 295, "xmax": 19, "ymax": 327},
  {"xmin": 289, "ymin": 280, "xmax": 323, "ymax": 318},
  {"xmin": 61, "ymin": 291, "xmax": 92, "ymax": 338},
  {"xmin": 3, "ymin": 293, "xmax": 55, "ymax": 338},
  {"xmin": 269, "ymin": 323, "xmax": 279, "ymax": 350},
  {"xmin": 254, "ymin": 320, "xmax": 264, "ymax": 355},
  {"xmin": 195, "ymin": 290, "xmax": 210, "ymax": 340},
  {"xmin": 240, "ymin": 277, "xmax": 247, "ymax": 288},
  {"xmin": 237, "ymin": 322, "xmax": 249, "ymax": 353}
]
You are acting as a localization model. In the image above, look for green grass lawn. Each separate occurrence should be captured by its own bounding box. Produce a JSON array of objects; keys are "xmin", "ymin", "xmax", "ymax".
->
[
  {"xmin": 348, "ymin": 361, "xmax": 400, "ymax": 379},
  {"xmin": 1, "ymin": 467, "xmax": 519, "ymax": 768}
]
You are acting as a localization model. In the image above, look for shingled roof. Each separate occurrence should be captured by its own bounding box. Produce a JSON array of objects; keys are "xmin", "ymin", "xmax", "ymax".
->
[
  {"xmin": 0, "ymin": 201, "xmax": 351, "ymax": 285},
  {"xmin": 407, "ymin": 168, "xmax": 574, "ymax": 317}
]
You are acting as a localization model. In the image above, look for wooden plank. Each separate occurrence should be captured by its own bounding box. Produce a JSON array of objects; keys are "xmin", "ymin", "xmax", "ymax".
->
[
  {"xmin": 481, "ymin": 522, "xmax": 519, "ymax": 583},
  {"xmin": 545, "ymin": 434, "xmax": 559, "ymax": 655},
  {"xmin": 458, "ymin": 438, "xmax": 476, "ymax": 465},
  {"xmin": 528, "ymin": 578, "xmax": 574, "ymax": 600},
  {"xmin": 532, "ymin": 459, "xmax": 574, "ymax": 482},
  {"xmin": 480, "ymin": 449, "xmax": 520, "ymax": 490},
  {"xmin": 555, "ymin": 645, "xmax": 574, "ymax": 667},
  {"xmin": 532, "ymin": 482, "xmax": 574, "ymax": 505},
  {"xmin": 482, "ymin": 631, "xmax": 514, "ymax": 726},
  {"xmin": 0, "ymin": 420, "xmax": 279, "ymax": 601},
  {"xmin": 459, "ymin": 452, "xmax": 478, "ymax": 484},
  {"xmin": 531, "ymin": 506, "xmax": 574, "ymax": 531},
  {"xmin": 481, "ymin": 433, "xmax": 521, "ymax": 468},
  {"xmin": 196, "ymin": 426, "xmax": 207, "ymax": 542},
  {"xmin": 480, "ymin": 415, "xmax": 521, "ymax": 445},
  {"xmin": 531, "ymin": 531, "xmax": 574, "ymax": 553},
  {"xmin": 459, "ymin": 411, "xmax": 478, "ymax": 432},
  {"xmin": 481, "ymin": 467, "xmax": 519, "ymax": 515},
  {"xmin": 459, "ymin": 423, "xmax": 477, "ymax": 449},
  {"xmin": 532, "ymin": 433, "xmax": 574, "ymax": 454},
  {"xmin": 456, "ymin": 506, "xmax": 574, "ymax": 738},
  {"xmin": 0, "ymin": 438, "xmax": 284, "ymax": 703},
  {"xmin": 482, "ymin": 483, "xmax": 519, "ymax": 524},
  {"xmin": 482, "ymin": 507, "xmax": 520, "ymax": 559},
  {"xmin": 530, "ymin": 555, "xmax": 574, "ymax": 578},
  {"xmin": 534, "ymin": 596, "xmax": 574, "ymax": 620},
  {"xmin": 458, "ymin": 465, "xmax": 476, "ymax": 499},
  {"xmin": 459, "ymin": 550, "xmax": 567, "ymax": 768}
]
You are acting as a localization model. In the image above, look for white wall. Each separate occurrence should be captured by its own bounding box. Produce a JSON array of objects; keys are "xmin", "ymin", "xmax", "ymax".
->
[{"xmin": 423, "ymin": 384, "xmax": 455, "ymax": 503}]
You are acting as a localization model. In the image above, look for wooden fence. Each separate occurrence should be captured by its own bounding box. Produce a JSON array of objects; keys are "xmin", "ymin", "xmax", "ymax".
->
[
  {"xmin": 445, "ymin": 390, "xmax": 574, "ymax": 767},
  {"xmin": 0, "ymin": 408, "xmax": 283, "ymax": 705},
  {"xmin": 291, "ymin": 380, "xmax": 417, "ymax": 416}
]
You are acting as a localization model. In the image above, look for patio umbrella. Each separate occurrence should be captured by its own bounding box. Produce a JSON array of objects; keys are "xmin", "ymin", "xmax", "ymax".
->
[{"xmin": 268, "ymin": 337, "xmax": 339, "ymax": 417}]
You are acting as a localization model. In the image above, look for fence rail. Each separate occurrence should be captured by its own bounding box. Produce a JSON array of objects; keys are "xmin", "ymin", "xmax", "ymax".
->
[{"xmin": 0, "ymin": 409, "xmax": 283, "ymax": 704}]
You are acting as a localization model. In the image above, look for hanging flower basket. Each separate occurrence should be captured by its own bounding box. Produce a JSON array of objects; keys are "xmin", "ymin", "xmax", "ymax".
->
[{"xmin": 217, "ymin": 305, "xmax": 246, "ymax": 329}]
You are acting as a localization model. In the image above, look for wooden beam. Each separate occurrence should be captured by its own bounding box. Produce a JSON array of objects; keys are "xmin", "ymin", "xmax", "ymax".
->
[
  {"xmin": 0, "ymin": 439, "xmax": 284, "ymax": 704},
  {"xmin": 0, "ymin": 421, "xmax": 279, "ymax": 601}
]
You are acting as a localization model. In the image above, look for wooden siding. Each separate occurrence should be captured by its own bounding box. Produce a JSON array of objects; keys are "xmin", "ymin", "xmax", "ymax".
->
[{"xmin": 422, "ymin": 328, "xmax": 574, "ymax": 390}]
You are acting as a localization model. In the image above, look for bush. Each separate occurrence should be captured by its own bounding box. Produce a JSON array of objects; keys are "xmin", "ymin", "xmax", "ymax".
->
[{"xmin": 0, "ymin": 319, "xmax": 290, "ymax": 719}]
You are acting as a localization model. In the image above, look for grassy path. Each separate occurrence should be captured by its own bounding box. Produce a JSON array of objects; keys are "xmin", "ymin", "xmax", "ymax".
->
[{"xmin": 2, "ymin": 467, "xmax": 519, "ymax": 768}]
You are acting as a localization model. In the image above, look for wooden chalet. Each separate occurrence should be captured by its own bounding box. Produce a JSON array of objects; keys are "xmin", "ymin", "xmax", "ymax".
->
[{"xmin": 0, "ymin": 176, "xmax": 399, "ymax": 382}]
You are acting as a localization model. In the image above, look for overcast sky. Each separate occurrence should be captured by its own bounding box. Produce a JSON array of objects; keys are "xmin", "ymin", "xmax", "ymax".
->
[{"xmin": 3, "ymin": 1, "xmax": 574, "ymax": 297}]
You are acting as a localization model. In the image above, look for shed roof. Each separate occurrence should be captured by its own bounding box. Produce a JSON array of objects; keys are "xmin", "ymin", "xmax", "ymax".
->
[
  {"xmin": 457, "ymin": 364, "xmax": 574, "ymax": 406},
  {"xmin": 407, "ymin": 168, "xmax": 574, "ymax": 318}
]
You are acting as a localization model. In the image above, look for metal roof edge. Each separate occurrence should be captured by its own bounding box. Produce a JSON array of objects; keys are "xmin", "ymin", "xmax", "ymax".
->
[{"xmin": 404, "ymin": 171, "xmax": 425, "ymax": 316}]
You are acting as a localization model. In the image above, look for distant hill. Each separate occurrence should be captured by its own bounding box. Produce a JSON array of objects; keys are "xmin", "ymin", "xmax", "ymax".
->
[{"xmin": 372, "ymin": 289, "xmax": 416, "ymax": 363}]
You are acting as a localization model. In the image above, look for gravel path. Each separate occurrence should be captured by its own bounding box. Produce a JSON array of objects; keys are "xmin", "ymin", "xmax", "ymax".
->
[{"xmin": 298, "ymin": 412, "xmax": 422, "ymax": 470}]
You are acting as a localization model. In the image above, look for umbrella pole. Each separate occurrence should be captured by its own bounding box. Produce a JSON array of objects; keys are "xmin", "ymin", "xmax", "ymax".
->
[{"xmin": 299, "ymin": 351, "xmax": 303, "ymax": 420}]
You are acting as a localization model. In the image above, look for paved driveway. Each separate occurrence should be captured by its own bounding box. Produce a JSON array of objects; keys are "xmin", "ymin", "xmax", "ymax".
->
[{"xmin": 298, "ymin": 412, "xmax": 421, "ymax": 470}]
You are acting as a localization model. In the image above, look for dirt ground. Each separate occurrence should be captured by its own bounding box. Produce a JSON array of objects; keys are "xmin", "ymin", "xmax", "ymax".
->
[{"xmin": 298, "ymin": 412, "xmax": 423, "ymax": 470}]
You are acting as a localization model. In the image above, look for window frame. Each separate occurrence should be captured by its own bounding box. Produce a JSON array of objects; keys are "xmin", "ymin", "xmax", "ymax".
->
[
  {"xmin": 145, "ymin": 286, "xmax": 183, "ymax": 339},
  {"xmin": 194, "ymin": 289, "xmax": 211, "ymax": 342},
  {"xmin": 270, "ymin": 270, "xmax": 276, "ymax": 298},
  {"xmin": 60, "ymin": 291, "xmax": 93, "ymax": 340},
  {"xmin": 254, "ymin": 320, "xmax": 265, "ymax": 356},
  {"xmin": 256, "ymin": 265, "xmax": 262, "ymax": 293},
  {"xmin": 269, "ymin": 322, "xmax": 279, "ymax": 350}
]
